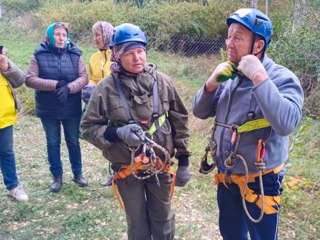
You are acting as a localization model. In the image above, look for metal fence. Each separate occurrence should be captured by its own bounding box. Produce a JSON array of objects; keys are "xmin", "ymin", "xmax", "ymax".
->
[{"xmin": 149, "ymin": 35, "xmax": 226, "ymax": 56}]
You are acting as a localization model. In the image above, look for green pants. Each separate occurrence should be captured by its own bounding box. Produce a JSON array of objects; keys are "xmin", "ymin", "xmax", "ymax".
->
[{"xmin": 117, "ymin": 173, "xmax": 175, "ymax": 240}]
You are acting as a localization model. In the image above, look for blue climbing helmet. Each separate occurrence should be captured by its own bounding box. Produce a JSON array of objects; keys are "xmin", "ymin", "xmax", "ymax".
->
[
  {"xmin": 109, "ymin": 23, "xmax": 147, "ymax": 48},
  {"xmin": 226, "ymin": 8, "xmax": 272, "ymax": 50}
]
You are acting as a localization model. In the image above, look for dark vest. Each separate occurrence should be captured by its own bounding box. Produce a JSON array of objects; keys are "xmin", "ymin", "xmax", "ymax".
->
[{"xmin": 34, "ymin": 42, "xmax": 82, "ymax": 119}]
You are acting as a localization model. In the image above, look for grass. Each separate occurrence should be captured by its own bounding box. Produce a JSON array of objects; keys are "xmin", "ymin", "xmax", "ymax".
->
[
  {"xmin": 0, "ymin": 115, "xmax": 220, "ymax": 240},
  {"xmin": 0, "ymin": 13, "xmax": 320, "ymax": 240}
]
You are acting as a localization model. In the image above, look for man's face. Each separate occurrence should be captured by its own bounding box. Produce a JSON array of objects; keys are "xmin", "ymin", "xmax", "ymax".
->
[{"xmin": 226, "ymin": 23, "xmax": 253, "ymax": 64}]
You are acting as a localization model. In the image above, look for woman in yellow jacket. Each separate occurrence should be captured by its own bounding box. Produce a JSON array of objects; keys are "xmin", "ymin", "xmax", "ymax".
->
[
  {"xmin": 82, "ymin": 21, "xmax": 114, "ymax": 102},
  {"xmin": 81, "ymin": 21, "xmax": 114, "ymax": 186},
  {"xmin": 0, "ymin": 47, "xmax": 28, "ymax": 201}
]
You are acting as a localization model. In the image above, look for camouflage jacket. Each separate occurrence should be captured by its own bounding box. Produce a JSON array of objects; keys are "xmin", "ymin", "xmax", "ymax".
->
[{"xmin": 81, "ymin": 64, "xmax": 190, "ymax": 165}]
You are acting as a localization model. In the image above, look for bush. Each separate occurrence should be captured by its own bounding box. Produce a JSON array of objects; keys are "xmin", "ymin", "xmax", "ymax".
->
[
  {"xmin": 3, "ymin": 0, "xmax": 320, "ymax": 117},
  {"xmin": 2, "ymin": 0, "xmax": 41, "ymax": 14},
  {"xmin": 31, "ymin": 0, "xmax": 241, "ymax": 48},
  {"xmin": 268, "ymin": 4, "xmax": 320, "ymax": 118}
]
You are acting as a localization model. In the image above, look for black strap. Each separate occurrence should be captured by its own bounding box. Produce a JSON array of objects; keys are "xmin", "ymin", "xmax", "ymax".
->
[
  {"xmin": 112, "ymin": 74, "xmax": 135, "ymax": 124},
  {"xmin": 152, "ymin": 72, "xmax": 159, "ymax": 117},
  {"xmin": 150, "ymin": 72, "xmax": 164, "ymax": 141}
]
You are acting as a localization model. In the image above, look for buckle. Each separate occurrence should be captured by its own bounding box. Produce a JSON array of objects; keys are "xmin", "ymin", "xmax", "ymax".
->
[{"xmin": 152, "ymin": 113, "xmax": 159, "ymax": 119}]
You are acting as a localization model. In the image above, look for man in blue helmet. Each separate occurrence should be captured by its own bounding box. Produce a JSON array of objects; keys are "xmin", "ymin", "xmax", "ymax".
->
[
  {"xmin": 81, "ymin": 23, "xmax": 191, "ymax": 240},
  {"xmin": 193, "ymin": 8, "xmax": 304, "ymax": 239}
]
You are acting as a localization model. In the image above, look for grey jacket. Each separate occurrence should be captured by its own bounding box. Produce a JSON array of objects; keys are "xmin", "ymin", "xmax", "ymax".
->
[
  {"xmin": 192, "ymin": 55, "xmax": 304, "ymax": 174},
  {"xmin": 1, "ymin": 59, "xmax": 26, "ymax": 112},
  {"xmin": 81, "ymin": 64, "xmax": 190, "ymax": 165}
]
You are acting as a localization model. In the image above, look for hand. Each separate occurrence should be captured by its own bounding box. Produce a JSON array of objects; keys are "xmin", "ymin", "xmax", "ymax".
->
[
  {"xmin": 206, "ymin": 61, "xmax": 237, "ymax": 87},
  {"xmin": 55, "ymin": 86, "xmax": 70, "ymax": 104},
  {"xmin": 238, "ymin": 55, "xmax": 268, "ymax": 81},
  {"xmin": 82, "ymin": 84, "xmax": 96, "ymax": 104},
  {"xmin": 116, "ymin": 124, "xmax": 144, "ymax": 147},
  {"xmin": 175, "ymin": 166, "xmax": 191, "ymax": 187},
  {"xmin": 56, "ymin": 80, "xmax": 68, "ymax": 89}
]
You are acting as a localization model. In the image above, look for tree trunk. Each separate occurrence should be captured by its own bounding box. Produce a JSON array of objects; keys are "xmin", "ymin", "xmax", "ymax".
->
[
  {"xmin": 265, "ymin": 0, "xmax": 269, "ymax": 16},
  {"xmin": 252, "ymin": 0, "xmax": 258, "ymax": 8},
  {"xmin": 293, "ymin": 0, "xmax": 302, "ymax": 33}
]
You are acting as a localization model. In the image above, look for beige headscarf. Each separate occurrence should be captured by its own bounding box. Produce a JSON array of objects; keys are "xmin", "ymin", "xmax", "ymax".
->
[
  {"xmin": 110, "ymin": 42, "xmax": 146, "ymax": 73},
  {"xmin": 92, "ymin": 21, "xmax": 114, "ymax": 50}
]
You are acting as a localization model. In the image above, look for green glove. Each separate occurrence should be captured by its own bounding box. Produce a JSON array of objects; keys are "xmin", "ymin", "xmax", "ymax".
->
[
  {"xmin": 207, "ymin": 61, "xmax": 238, "ymax": 87},
  {"xmin": 217, "ymin": 62, "xmax": 238, "ymax": 82}
]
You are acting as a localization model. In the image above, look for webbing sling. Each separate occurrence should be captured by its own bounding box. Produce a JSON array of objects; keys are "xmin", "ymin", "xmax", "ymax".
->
[
  {"xmin": 147, "ymin": 112, "xmax": 169, "ymax": 136},
  {"xmin": 237, "ymin": 118, "xmax": 270, "ymax": 133},
  {"xmin": 150, "ymin": 72, "xmax": 164, "ymax": 141},
  {"xmin": 215, "ymin": 118, "xmax": 270, "ymax": 133},
  {"xmin": 113, "ymin": 75, "xmax": 135, "ymax": 124}
]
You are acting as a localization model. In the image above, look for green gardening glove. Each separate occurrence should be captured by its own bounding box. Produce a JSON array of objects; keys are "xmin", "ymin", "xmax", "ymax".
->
[
  {"xmin": 206, "ymin": 61, "xmax": 238, "ymax": 87},
  {"xmin": 217, "ymin": 62, "xmax": 238, "ymax": 82}
]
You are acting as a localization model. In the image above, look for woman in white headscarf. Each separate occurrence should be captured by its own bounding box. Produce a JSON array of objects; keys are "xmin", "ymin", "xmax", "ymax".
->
[
  {"xmin": 82, "ymin": 21, "xmax": 114, "ymax": 103},
  {"xmin": 81, "ymin": 21, "xmax": 114, "ymax": 186}
]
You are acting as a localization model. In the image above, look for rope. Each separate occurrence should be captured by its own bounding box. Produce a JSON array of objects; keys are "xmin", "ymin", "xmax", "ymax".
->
[
  {"xmin": 112, "ymin": 135, "xmax": 174, "ymax": 211},
  {"xmin": 237, "ymin": 154, "xmax": 265, "ymax": 223},
  {"xmin": 216, "ymin": 121, "xmax": 267, "ymax": 223},
  {"xmin": 130, "ymin": 136, "xmax": 171, "ymax": 181}
]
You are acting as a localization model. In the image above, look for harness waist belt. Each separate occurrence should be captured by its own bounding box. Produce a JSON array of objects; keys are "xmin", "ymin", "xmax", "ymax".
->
[{"xmin": 214, "ymin": 163, "xmax": 284, "ymax": 214}]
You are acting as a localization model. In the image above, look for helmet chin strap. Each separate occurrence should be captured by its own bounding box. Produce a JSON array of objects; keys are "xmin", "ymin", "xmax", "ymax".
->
[
  {"xmin": 250, "ymin": 32, "xmax": 265, "ymax": 58},
  {"xmin": 250, "ymin": 32, "xmax": 256, "ymax": 55}
]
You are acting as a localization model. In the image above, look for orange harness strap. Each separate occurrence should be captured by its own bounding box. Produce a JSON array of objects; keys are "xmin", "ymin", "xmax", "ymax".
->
[
  {"xmin": 214, "ymin": 164, "xmax": 284, "ymax": 214},
  {"xmin": 112, "ymin": 177, "xmax": 125, "ymax": 210},
  {"xmin": 112, "ymin": 161, "xmax": 176, "ymax": 211}
]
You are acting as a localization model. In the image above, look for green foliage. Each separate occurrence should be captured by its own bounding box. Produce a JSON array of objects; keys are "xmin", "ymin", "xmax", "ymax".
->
[
  {"xmin": 303, "ymin": 85, "xmax": 320, "ymax": 118},
  {"xmin": 31, "ymin": 0, "xmax": 240, "ymax": 47},
  {"xmin": 269, "ymin": 27, "xmax": 320, "ymax": 83},
  {"xmin": 287, "ymin": 118, "xmax": 320, "ymax": 179},
  {"xmin": 267, "ymin": 0, "xmax": 294, "ymax": 41},
  {"xmin": 2, "ymin": 0, "xmax": 319, "ymax": 118},
  {"xmin": 2, "ymin": 0, "xmax": 41, "ymax": 13},
  {"xmin": 280, "ymin": 118, "xmax": 320, "ymax": 237},
  {"xmin": 268, "ymin": 1, "xmax": 320, "ymax": 118}
]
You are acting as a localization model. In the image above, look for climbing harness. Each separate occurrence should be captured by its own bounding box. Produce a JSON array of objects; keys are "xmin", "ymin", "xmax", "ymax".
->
[
  {"xmin": 201, "ymin": 118, "xmax": 279, "ymax": 223},
  {"xmin": 112, "ymin": 129, "xmax": 175, "ymax": 210},
  {"xmin": 110, "ymin": 73, "xmax": 175, "ymax": 210},
  {"xmin": 215, "ymin": 163, "xmax": 283, "ymax": 215}
]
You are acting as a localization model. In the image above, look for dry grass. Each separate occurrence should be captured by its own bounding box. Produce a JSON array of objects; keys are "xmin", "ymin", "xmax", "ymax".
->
[{"xmin": 0, "ymin": 115, "xmax": 222, "ymax": 240}]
